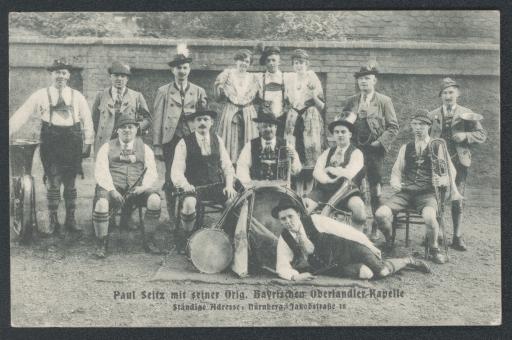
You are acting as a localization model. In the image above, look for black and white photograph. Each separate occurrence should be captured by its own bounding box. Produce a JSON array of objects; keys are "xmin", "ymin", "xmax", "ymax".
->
[{"xmin": 8, "ymin": 11, "xmax": 500, "ymax": 327}]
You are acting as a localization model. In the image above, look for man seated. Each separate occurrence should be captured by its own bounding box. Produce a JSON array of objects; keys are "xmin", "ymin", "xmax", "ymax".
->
[
  {"xmin": 171, "ymin": 110, "xmax": 238, "ymax": 253},
  {"xmin": 236, "ymin": 108, "xmax": 302, "ymax": 187},
  {"xmin": 273, "ymin": 198, "xmax": 430, "ymax": 281},
  {"xmin": 374, "ymin": 110, "xmax": 450, "ymax": 264},
  {"xmin": 305, "ymin": 112, "xmax": 366, "ymax": 230},
  {"xmin": 93, "ymin": 115, "xmax": 162, "ymax": 258}
]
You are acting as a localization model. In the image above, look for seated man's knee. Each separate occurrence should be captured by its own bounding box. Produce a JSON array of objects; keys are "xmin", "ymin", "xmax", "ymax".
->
[
  {"xmin": 422, "ymin": 207, "xmax": 437, "ymax": 226},
  {"xmin": 375, "ymin": 205, "xmax": 392, "ymax": 223},
  {"xmin": 349, "ymin": 197, "xmax": 366, "ymax": 222},
  {"xmin": 359, "ymin": 265, "xmax": 374, "ymax": 279},
  {"xmin": 95, "ymin": 198, "xmax": 109, "ymax": 213},
  {"xmin": 181, "ymin": 197, "xmax": 197, "ymax": 215},
  {"xmin": 146, "ymin": 193, "xmax": 161, "ymax": 210}
]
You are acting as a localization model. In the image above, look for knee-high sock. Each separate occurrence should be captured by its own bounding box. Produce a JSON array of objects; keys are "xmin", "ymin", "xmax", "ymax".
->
[
  {"xmin": 451, "ymin": 202, "xmax": 463, "ymax": 237},
  {"xmin": 63, "ymin": 188, "xmax": 77, "ymax": 211},
  {"xmin": 93, "ymin": 211, "xmax": 109, "ymax": 238},
  {"xmin": 181, "ymin": 211, "xmax": 196, "ymax": 234},
  {"xmin": 47, "ymin": 188, "xmax": 61, "ymax": 213},
  {"xmin": 144, "ymin": 208, "xmax": 161, "ymax": 236}
]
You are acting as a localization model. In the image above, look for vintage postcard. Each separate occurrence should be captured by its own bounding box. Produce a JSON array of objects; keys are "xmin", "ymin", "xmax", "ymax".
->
[{"xmin": 9, "ymin": 11, "xmax": 500, "ymax": 327}]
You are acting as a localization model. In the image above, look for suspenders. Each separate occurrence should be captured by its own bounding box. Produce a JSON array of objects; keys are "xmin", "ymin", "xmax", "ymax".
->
[{"xmin": 46, "ymin": 87, "xmax": 76, "ymax": 126}]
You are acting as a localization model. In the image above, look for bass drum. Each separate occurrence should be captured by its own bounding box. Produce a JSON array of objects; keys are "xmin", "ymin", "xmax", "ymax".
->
[
  {"xmin": 220, "ymin": 183, "xmax": 307, "ymax": 272},
  {"xmin": 187, "ymin": 228, "xmax": 233, "ymax": 274}
]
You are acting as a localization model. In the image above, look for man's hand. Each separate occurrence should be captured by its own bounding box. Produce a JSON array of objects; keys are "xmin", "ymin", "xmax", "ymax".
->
[
  {"xmin": 131, "ymin": 186, "xmax": 146, "ymax": 196},
  {"xmin": 325, "ymin": 166, "xmax": 343, "ymax": 178},
  {"xmin": 110, "ymin": 190, "xmax": 125, "ymax": 206},
  {"xmin": 452, "ymin": 132, "xmax": 467, "ymax": 143},
  {"xmin": 223, "ymin": 185, "xmax": 238, "ymax": 200},
  {"xmin": 292, "ymin": 272, "xmax": 315, "ymax": 281},
  {"xmin": 370, "ymin": 140, "xmax": 381, "ymax": 148},
  {"xmin": 182, "ymin": 183, "xmax": 195, "ymax": 194},
  {"xmin": 433, "ymin": 174, "xmax": 449, "ymax": 188},
  {"xmin": 153, "ymin": 145, "xmax": 164, "ymax": 161},
  {"xmin": 82, "ymin": 144, "xmax": 92, "ymax": 158}
]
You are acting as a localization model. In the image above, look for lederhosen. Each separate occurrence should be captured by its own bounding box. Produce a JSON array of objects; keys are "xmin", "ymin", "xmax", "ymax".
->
[
  {"xmin": 40, "ymin": 88, "xmax": 83, "ymax": 181},
  {"xmin": 249, "ymin": 137, "xmax": 288, "ymax": 181},
  {"xmin": 262, "ymin": 73, "xmax": 287, "ymax": 138},
  {"xmin": 308, "ymin": 144, "xmax": 363, "ymax": 208},
  {"xmin": 281, "ymin": 216, "xmax": 385, "ymax": 277}
]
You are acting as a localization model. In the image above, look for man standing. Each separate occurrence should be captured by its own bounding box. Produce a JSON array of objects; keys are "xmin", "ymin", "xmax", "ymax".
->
[
  {"xmin": 9, "ymin": 58, "xmax": 94, "ymax": 237},
  {"xmin": 92, "ymin": 61, "xmax": 151, "ymax": 155},
  {"xmin": 236, "ymin": 109, "xmax": 302, "ymax": 187},
  {"xmin": 153, "ymin": 44, "xmax": 208, "ymax": 222},
  {"xmin": 93, "ymin": 115, "xmax": 161, "ymax": 258},
  {"xmin": 428, "ymin": 78, "xmax": 487, "ymax": 251},
  {"xmin": 272, "ymin": 198, "xmax": 430, "ymax": 281},
  {"xmin": 342, "ymin": 62, "xmax": 399, "ymax": 241},
  {"xmin": 257, "ymin": 45, "xmax": 290, "ymax": 137},
  {"xmin": 374, "ymin": 110, "xmax": 452, "ymax": 264},
  {"xmin": 171, "ymin": 110, "xmax": 238, "ymax": 253},
  {"xmin": 305, "ymin": 113, "xmax": 367, "ymax": 231}
]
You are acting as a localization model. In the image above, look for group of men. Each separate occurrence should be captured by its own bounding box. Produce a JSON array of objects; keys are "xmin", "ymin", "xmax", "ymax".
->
[{"xmin": 10, "ymin": 45, "xmax": 486, "ymax": 280}]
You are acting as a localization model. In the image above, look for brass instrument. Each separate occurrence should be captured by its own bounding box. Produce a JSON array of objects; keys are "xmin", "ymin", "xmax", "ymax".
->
[{"xmin": 428, "ymin": 138, "xmax": 463, "ymax": 259}]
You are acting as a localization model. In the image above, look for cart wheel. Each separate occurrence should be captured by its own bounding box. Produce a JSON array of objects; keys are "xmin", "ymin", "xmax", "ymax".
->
[{"xmin": 11, "ymin": 175, "xmax": 35, "ymax": 244}]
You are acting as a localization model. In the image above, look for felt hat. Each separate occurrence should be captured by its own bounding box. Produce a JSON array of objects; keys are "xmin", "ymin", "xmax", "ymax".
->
[
  {"xmin": 328, "ymin": 111, "xmax": 357, "ymax": 133},
  {"xmin": 291, "ymin": 49, "xmax": 310, "ymax": 61},
  {"xmin": 108, "ymin": 61, "xmax": 131, "ymax": 76},
  {"xmin": 259, "ymin": 46, "xmax": 281, "ymax": 66},
  {"xmin": 459, "ymin": 111, "xmax": 483, "ymax": 121},
  {"xmin": 252, "ymin": 106, "xmax": 279, "ymax": 125},
  {"xmin": 354, "ymin": 61, "xmax": 379, "ymax": 78},
  {"xmin": 411, "ymin": 109, "xmax": 432, "ymax": 125},
  {"xmin": 47, "ymin": 58, "xmax": 74, "ymax": 72},
  {"xmin": 186, "ymin": 110, "xmax": 218, "ymax": 120},
  {"xmin": 116, "ymin": 115, "xmax": 140, "ymax": 129},
  {"xmin": 271, "ymin": 197, "xmax": 301, "ymax": 219},
  {"xmin": 438, "ymin": 77, "xmax": 459, "ymax": 96},
  {"xmin": 168, "ymin": 43, "xmax": 193, "ymax": 67}
]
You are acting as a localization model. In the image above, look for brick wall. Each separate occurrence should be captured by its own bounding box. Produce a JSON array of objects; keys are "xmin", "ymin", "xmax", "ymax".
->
[{"xmin": 9, "ymin": 36, "xmax": 499, "ymax": 187}]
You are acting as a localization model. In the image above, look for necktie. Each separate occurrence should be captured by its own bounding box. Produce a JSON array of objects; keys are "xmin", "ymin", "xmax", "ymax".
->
[
  {"xmin": 56, "ymin": 88, "xmax": 65, "ymax": 106},
  {"xmin": 116, "ymin": 90, "xmax": 122, "ymax": 104},
  {"xmin": 264, "ymin": 141, "xmax": 273, "ymax": 154},
  {"xmin": 446, "ymin": 105, "xmax": 452, "ymax": 115}
]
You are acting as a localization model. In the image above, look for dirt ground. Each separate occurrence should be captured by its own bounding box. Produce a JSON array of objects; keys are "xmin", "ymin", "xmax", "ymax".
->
[{"xmin": 10, "ymin": 155, "xmax": 501, "ymax": 327}]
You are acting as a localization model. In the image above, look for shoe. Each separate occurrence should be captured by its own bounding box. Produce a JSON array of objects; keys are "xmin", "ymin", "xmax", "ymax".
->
[
  {"xmin": 94, "ymin": 237, "xmax": 108, "ymax": 259},
  {"xmin": 143, "ymin": 240, "xmax": 163, "ymax": 254},
  {"xmin": 451, "ymin": 236, "xmax": 467, "ymax": 251},
  {"xmin": 429, "ymin": 248, "xmax": 447, "ymax": 264},
  {"xmin": 407, "ymin": 257, "xmax": 431, "ymax": 273}
]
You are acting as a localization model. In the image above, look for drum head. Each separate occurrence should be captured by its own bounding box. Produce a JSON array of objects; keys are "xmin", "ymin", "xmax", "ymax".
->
[{"xmin": 187, "ymin": 229, "xmax": 233, "ymax": 274}]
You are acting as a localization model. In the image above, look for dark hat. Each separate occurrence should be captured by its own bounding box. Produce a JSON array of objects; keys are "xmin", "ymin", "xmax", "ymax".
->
[
  {"xmin": 328, "ymin": 111, "xmax": 357, "ymax": 133},
  {"xmin": 116, "ymin": 115, "xmax": 140, "ymax": 129},
  {"xmin": 411, "ymin": 109, "xmax": 432, "ymax": 125},
  {"xmin": 259, "ymin": 46, "xmax": 281, "ymax": 66},
  {"xmin": 291, "ymin": 49, "xmax": 309, "ymax": 61},
  {"xmin": 186, "ymin": 110, "xmax": 218, "ymax": 120},
  {"xmin": 354, "ymin": 61, "xmax": 379, "ymax": 78},
  {"xmin": 252, "ymin": 107, "xmax": 279, "ymax": 125},
  {"xmin": 168, "ymin": 43, "xmax": 193, "ymax": 67},
  {"xmin": 271, "ymin": 197, "xmax": 301, "ymax": 219},
  {"xmin": 439, "ymin": 77, "xmax": 459, "ymax": 96},
  {"xmin": 47, "ymin": 58, "xmax": 74, "ymax": 72},
  {"xmin": 108, "ymin": 61, "xmax": 131, "ymax": 76}
]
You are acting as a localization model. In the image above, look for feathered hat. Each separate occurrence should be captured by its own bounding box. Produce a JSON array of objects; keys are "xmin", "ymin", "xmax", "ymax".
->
[
  {"xmin": 168, "ymin": 43, "xmax": 193, "ymax": 67},
  {"xmin": 354, "ymin": 60, "xmax": 379, "ymax": 78},
  {"xmin": 256, "ymin": 43, "xmax": 281, "ymax": 66}
]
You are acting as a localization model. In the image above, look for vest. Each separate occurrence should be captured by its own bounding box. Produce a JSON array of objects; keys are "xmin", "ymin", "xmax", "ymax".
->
[
  {"xmin": 249, "ymin": 137, "xmax": 288, "ymax": 181},
  {"xmin": 184, "ymin": 132, "xmax": 223, "ymax": 186},
  {"xmin": 108, "ymin": 137, "xmax": 146, "ymax": 191},
  {"xmin": 325, "ymin": 143, "xmax": 364, "ymax": 186},
  {"xmin": 402, "ymin": 141, "xmax": 434, "ymax": 192}
]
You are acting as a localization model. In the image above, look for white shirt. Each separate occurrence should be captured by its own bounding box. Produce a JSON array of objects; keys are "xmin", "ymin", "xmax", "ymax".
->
[
  {"xmin": 94, "ymin": 138, "xmax": 158, "ymax": 192},
  {"xmin": 170, "ymin": 132, "xmax": 234, "ymax": 188},
  {"xmin": 259, "ymin": 71, "xmax": 286, "ymax": 117},
  {"xmin": 9, "ymin": 85, "xmax": 94, "ymax": 144},
  {"xmin": 313, "ymin": 145, "xmax": 364, "ymax": 184},
  {"xmin": 390, "ymin": 136, "xmax": 431, "ymax": 192},
  {"xmin": 276, "ymin": 214, "xmax": 382, "ymax": 280},
  {"xmin": 236, "ymin": 137, "xmax": 302, "ymax": 186}
]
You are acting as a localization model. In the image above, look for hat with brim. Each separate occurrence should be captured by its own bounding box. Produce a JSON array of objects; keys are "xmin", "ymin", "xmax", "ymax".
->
[
  {"xmin": 47, "ymin": 58, "xmax": 74, "ymax": 72},
  {"xmin": 271, "ymin": 198, "xmax": 301, "ymax": 219},
  {"xmin": 291, "ymin": 49, "xmax": 309, "ymax": 61},
  {"xmin": 108, "ymin": 61, "xmax": 131, "ymax": 76},
  {"xmin": 116, "ymin": 115, "xmax": 140, "ymax": 129},
  {"xmin": 168, "ymin": 54, "xmax": 193, "ymax": 68},
  {"xmin": 411, "ymin": 109, "xmax": 432, "ymax": 125},
  {"xmin": 328, "ymin": 111, "xmax": 357, "ymax": 133},
  {"xmin": 459, "ymin": 111, "xmax": 483, "ymax": 121},
  {"xmin": 259, "ymin": 46, "xmax": 281, "ymax": 66},
  {"xmin": 439, "ymin": 77, "xmax": 459, "ymax": 96},
  {"xmin": 354, "ymin": 66, "xmax": 379, "ymax": 78},
  {"xmin": 186, "ymin": 110, "xmax": 217, "ymax": 121},
  {"xmin": 252, "ymin": 111, "xmax": 279, "ymax": 125}
]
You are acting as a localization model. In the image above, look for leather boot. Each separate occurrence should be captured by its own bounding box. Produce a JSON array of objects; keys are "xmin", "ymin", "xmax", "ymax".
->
[
  {"xmin": 49, "ymin": 211, "xmax": 64, "ymax": 239},
  {"xmin": 174, "ymin": 228, "xmax": 187, "ymax": 255},
  {"xmin": 95, "ymin": 236, "xmax": 108, "ymax": 259}
]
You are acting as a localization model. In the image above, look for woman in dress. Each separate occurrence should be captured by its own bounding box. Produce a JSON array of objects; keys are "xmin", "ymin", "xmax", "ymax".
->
[
  {"xmin": 215, "ymin": 49, "xmax": 260, "ymax": 164},
  {"xmin": 284, "ymin": 49, "xmax": 326, "ymax": 195}
]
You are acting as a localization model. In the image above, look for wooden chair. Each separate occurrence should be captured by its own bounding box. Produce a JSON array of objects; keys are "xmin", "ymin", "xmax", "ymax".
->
[{"xmin": 391, "ymin": 209, "xmax": 424, "ymax": 248}]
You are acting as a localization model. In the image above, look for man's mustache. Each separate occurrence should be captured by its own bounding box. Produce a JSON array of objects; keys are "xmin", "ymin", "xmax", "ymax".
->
[{"xmin": 198, "ymin": 124, "xmax": 207, "ymax": 128}]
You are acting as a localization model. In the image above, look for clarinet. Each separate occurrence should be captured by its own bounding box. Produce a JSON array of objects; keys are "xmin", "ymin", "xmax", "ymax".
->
[
  {"xmin": 172, "ymin": 181, "xmax": 225, "ymax": 197},
  {"xmin": 108, "ymin": 167, "xmax": 148, "ymax": 218}
]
